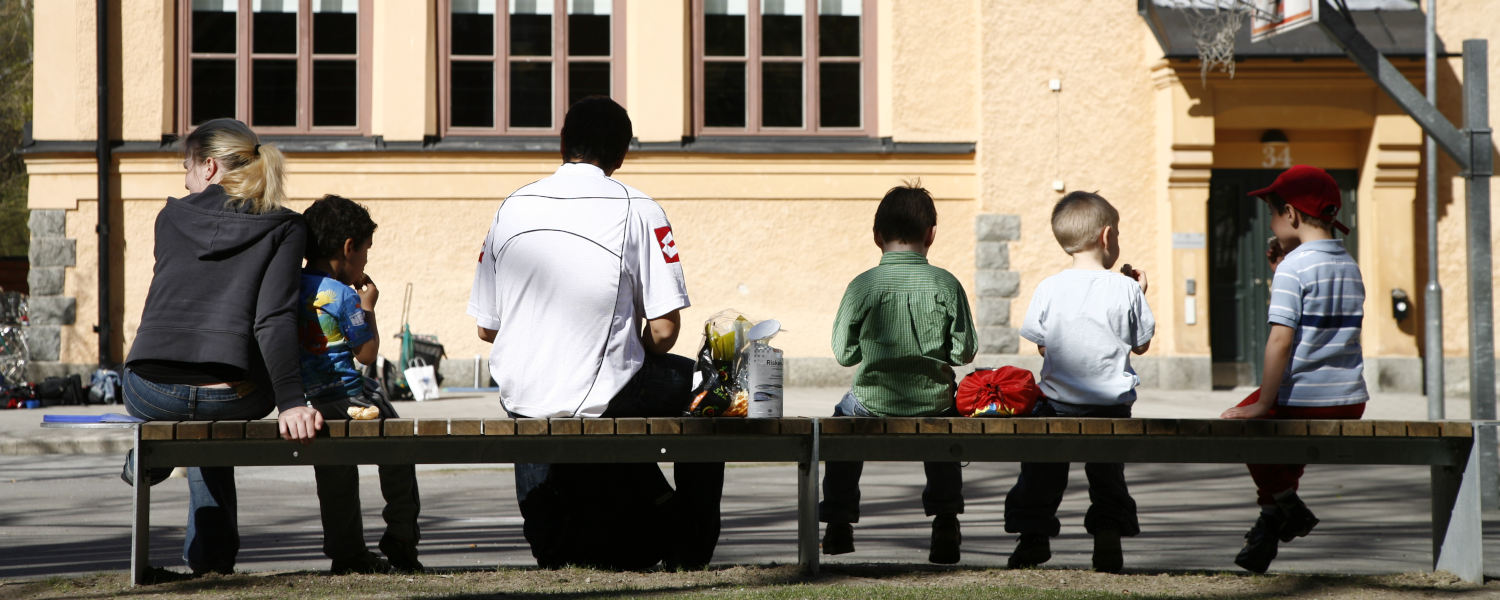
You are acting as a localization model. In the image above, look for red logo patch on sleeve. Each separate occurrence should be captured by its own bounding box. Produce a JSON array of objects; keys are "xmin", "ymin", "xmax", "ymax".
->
[{"xmin": 654, "ymin": 226, "xmax": 680, "ymax": 263}]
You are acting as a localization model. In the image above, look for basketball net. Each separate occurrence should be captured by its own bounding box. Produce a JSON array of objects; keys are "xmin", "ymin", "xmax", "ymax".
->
[{"xmin": 1173, "ymin": 1, "xmax": 1271, "ymax": 83}]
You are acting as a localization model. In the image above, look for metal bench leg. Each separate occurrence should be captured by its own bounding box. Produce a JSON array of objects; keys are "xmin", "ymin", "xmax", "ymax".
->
[
  {"xmin": 131, "ymin": 428, "xmax": 151, "ymax": 586},
  {"xmin": 1432, "ymin": 437, "xmax": 1482, "ymax": 583},
  {"xmin": 798, "ymin": 419, "xmax": 820, "ymax": 575}
]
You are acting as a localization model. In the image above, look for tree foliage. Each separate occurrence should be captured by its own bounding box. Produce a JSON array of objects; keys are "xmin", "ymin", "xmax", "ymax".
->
[{"xmin": 0, "ymin": 0, "xmax": 33, "ymax": 257}]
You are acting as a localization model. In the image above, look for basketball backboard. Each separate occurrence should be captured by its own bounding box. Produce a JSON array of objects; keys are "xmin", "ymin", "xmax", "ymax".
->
[{"xmin": 1250, "ymin": 0, "xmax": 1319, "ymax": 42}]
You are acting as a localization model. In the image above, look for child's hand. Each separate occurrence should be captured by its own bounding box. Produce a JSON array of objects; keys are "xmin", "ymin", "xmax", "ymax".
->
[
  {"xmin": 355, "ymin": 275, "xmax": 379, "ymax": 311},
  {"xmin": 1221, "ymin": 402, "xmax": 1273, "ymax": 419},
  {"xmin": 1120, "ymin": 264, "xmax": 1148, "ymax": 293},
  {"xmin": 1265, "ymin": 236, "xmax": 1285, "ymax": 271}
]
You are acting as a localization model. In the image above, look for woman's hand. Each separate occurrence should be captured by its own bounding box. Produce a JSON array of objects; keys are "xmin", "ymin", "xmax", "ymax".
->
[{"xmin": 279, "ymin": 405, "xmax": 324, "ymax": 444}]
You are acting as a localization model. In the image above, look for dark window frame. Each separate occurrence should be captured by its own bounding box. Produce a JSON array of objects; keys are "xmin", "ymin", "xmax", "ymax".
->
[
  {"xmin": 177, "ymin": 0, "xmax": 374, "ymax": 136},
  {"xmin": 692, "ymin": 0, "xmax": 876, "ymax": 137},
  {"xmin": 438, "ymin": 0, "xmax": 628, "ymax": 136}
]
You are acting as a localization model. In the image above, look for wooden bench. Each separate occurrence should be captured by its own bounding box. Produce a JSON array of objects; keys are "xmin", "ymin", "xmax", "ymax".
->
[{"xmin": 125, "ymin": 417, "xmax": 1481, "ymax": 585}]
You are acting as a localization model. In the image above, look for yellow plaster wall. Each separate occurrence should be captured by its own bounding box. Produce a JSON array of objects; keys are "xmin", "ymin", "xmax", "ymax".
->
[
  {"xmin": 625, "ymin": 2, "xmax": 688, "ymax": 142},
  {"xmin": 32, "ymin": 0, "xmax": 92, "ymax": 140},
  {"xmin": 120, "ymin": 0, "xmax": 173, "ymax": 139},
  {"xmin": 885, "ymin": 0, "xmax": 977, "ymax": 142},
  {"xmin": 372, "ymin": 1, "xmax": 435, "ymax": 141}
]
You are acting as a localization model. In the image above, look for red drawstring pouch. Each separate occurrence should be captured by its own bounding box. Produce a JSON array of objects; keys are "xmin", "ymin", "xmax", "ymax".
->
[{"xmin": 956, "ymin": 366, "xmax": 1043, "ymax": 417}]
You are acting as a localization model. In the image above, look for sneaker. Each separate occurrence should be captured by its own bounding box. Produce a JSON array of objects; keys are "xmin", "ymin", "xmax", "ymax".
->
[
  {"xmin": 1007, "ymin": 533, "xmax": 1051, "ymax": 569},
  {"xmin": 1234, "ymin": 512, "xmax": 1283, "ymax": 574},
  {"xmin": 119, "ymin": 449, "xmax": 171, "ymax": 487},
  {"xmin": 330, "ymin": 550, "xmax": 392, "ymax": 575},
  {"xmin": 1276, "ymin": 495, "xmax": 1319, "ymax": 542},
  {"xmin": 380, "ymin": 541, "xmax": 425, "ymax": 573},
  {"xmin": 1092, "ymin": 529, "xmax": 1123, "ymax": 573},
  {"xmin": 928, "ymin": 515, "xmax": 961, "ymax": 564},
  {"xmin": 822, "ymin": 522, "xmax": 854, "ymax": 555}
]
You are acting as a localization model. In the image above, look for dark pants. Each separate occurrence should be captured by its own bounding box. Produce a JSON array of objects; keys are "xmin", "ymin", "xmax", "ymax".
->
[
  {"xmin": 310, "ymin": 378, "xmax": 421, "ymax": 562},
  {"xmin": 511, "ymin": 353, "xmax": 725, "ymax": 569},
  {"xmin": 1236, "ymin": 390, "xmax": 1367, "ymax": 505},
  {"xmin": 819, "ymin": 392, "xmax": 964, "ymax": 523},
  {"xmin": 1004, "ymin": 399, "xmax": 1140, "ymax": 537},
  {"xmin": 121, "ymin": 368, "xmax": 274, "ymax": 574}
]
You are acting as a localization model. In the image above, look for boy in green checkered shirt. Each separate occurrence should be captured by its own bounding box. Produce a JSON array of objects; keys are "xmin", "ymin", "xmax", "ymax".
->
[{"xmin": 819, "ymin": 182, "xmax": 978, "ymax": 564}]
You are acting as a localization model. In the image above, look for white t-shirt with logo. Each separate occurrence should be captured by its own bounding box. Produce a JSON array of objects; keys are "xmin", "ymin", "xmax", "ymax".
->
[{"xmin": 468, "ymin": 163, "xmax": 690, "ymax": 418}]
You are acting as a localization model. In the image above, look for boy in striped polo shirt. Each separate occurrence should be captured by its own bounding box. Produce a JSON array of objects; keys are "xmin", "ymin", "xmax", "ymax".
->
[
  {"xmin": 819, "ymin": 182, "xmax": 978, "ymax": 564},
  {"xmin": 1222, "ymin": 165, "xmax": 1369, "ymax": 574}
]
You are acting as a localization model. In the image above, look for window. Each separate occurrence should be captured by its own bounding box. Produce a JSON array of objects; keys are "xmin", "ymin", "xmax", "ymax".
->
[
  {"xmin": 179, "ymin": 0, "xmax": 372, "ymax": 134},
  {"xmin": 694, "ymin": 0, "xmax": 874, "ymax": 136},
  {"xmin": 441, "ymin": 0, "xmax": 626, "ymax": 135}
]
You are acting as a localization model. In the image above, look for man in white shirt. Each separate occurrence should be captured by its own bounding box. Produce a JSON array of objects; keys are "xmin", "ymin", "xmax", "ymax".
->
[{"xmin": 468, "ymin": 97, "xmax": 722, "ymax": 570}]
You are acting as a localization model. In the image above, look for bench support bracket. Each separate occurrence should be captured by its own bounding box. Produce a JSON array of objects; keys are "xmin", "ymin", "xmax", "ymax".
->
[{"xmin": 1432, "ymin": 438, "xmax": 1482, "ymax": 583}]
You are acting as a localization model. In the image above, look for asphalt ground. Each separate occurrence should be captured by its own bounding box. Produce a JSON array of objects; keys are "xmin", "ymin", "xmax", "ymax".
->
[{"xmin": 1, "ymin": 387, "xmax": 1497, "ymax": 580}]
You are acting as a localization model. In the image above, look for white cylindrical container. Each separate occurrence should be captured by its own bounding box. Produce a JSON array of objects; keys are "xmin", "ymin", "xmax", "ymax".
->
[{"xmin": 747, "ymin": 340, "xmax": 784, "ymax": 418}]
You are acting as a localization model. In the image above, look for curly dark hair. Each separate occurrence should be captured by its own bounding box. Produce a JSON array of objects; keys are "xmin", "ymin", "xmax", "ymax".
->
[{"xmin": 303, "ymin": 194, "xmax": 377, "ymax": 262}]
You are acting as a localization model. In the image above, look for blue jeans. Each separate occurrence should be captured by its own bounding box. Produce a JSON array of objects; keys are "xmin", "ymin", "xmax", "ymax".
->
[
  {"xmin": 122, "ymin": 367, "xmax": 274, "ymax": 574},
  {"xmin": 819, "ymin": 391, "xmax": 965, "ymax": 523},
  {"xmin": 309, "ymin": 378, "xmax": 420, "ymax": 563},
  {"xmin": 1004, "ymin": 399, "xmax": 1140, "ymax": 537}
]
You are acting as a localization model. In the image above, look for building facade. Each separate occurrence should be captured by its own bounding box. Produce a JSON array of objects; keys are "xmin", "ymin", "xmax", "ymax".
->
[{"xmin": 22, "ymin": 0, "xmax": 1500, "ymax": 394}]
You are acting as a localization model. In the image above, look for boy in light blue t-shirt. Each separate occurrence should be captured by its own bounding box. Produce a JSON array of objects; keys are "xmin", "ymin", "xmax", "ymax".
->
[
  {"xmin": 1222, "ymin": 165, "xmax": 1368, "ymax": 574},
  {"xmin": 1005, "ymin": 191, "xmax": 1153, "ymax": 574},
  {"xmin": 299, "ymin": 195, "xmax": 421, "ymax": 574}
]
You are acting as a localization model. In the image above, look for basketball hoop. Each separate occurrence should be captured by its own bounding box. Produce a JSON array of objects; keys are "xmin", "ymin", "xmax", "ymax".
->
[{"xmin": 1171, "ymin": 0, "xmax": 1278, "ymax": 83}]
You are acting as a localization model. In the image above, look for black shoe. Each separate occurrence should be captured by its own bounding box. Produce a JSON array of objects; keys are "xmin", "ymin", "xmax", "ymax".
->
[
  {"xmin": 822, "ymin": 522, "xmax": 854, "ymax": 555},
  {"xmin": 928, "ymin": 515, "xmax": 961, "ymax": 564},
  {"xmin": 1234, "ymin": 512, "xmax": 1283, "ymax": 574},
  {"xmin": 380, "ymin": 541, "xmax": 424, "ymax": 573},
  {"xmin": 331, "ymin": 551, "xmax": 392, "ymax": 575},
  {"xmin": 1092, "ymin": 529, "xmax": 1123, "ymax": 573},
  {"xmin": 120, "ymin": 449, "xmax": 171, "ymax": 487},
  {"xmin": 1276, "ymin": 495, "xmax": 1319, "ymax": 542},
  {"xmin": 1007, "ymin": 533, "xmax": 1051, "ymax": 569}
]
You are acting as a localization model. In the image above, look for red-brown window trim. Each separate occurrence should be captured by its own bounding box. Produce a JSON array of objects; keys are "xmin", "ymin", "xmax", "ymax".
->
[
  {"xmin": 176, "ymin": 0, "xmax": 374, "ymax": 136},
  {"xmin": 692, "ymin": 0, "xmax": 877, "ymax": 137},
  {"xmin": 437, "ymin": 0, "xmax": 628, "ymax": 137}
]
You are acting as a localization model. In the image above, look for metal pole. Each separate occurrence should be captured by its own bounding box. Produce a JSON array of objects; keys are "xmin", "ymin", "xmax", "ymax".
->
[
  {"xmin": 1424, "ymin": 0, "xmax": 1444, "ymax": 419},
  {"xmin": 1461, "ymin": 40, "xmax": 1495, "ymax": 508},
  {"xmin": 95, "ymin": 0, "xmax": 111, "ymax": 367}
]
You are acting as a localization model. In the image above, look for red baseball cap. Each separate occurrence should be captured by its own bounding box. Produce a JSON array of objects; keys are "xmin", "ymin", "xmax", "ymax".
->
[{"xmin": 1249, "ymin": 165, "xmax": 1350, "ymax": 234}]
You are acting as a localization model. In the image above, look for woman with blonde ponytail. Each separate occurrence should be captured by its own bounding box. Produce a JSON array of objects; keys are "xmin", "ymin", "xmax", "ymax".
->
[{"xmin": 122, "ymin": 118, "xmax": 322, "ymax": 576}]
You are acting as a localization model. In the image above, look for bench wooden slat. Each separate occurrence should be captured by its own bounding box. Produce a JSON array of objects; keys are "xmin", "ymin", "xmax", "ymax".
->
[
  {"xmin": 583, "ymin": 419, "xmax": 615, "ymax": 435},
  {"xmin": 141, "ymin": 422, "xmax": 175, "ymax": 441},
  {"xmin": 1178, "ymin": 420, "xmax": 1213, "ymax": 436},
  {"xmin": 1080, "ymin": 419, "xmax": 1113, "ymax": 435},
  {"xmin": 886, "ymin": 418, "xmax": 919, "ymax": 434},
  {"xmin": 779, "ymin": 418, "xmax": 813, "ymax": 435},
  {"xmin": 1244, "ymin": 420, "xmax": 1278, "ymax": 436},
  {"xmin": 515, "ymin": 419, "xmax": 549, "ymax": 435},
  {"xmin": 449, "ymin": 419, "xmax": 483, "ymax": 436},
  {"xmin": 1373, "ymin": 421, "xmax": 1408, "ymax": 437},
  {"xmin": 1341, "ymin": 420, "xmax": 1375, "ymax": 436},
  {"xmin": 819, "ymin": 419, "xmax": 853, "ymax": 434},
  {"xmin": 850, "ymin": 418, "xmax": 884, "ymax": 434},
  {"xmin": 549, "ymin": 418, "xmax": 583, "ymax": 435},
  {"xmin": 1014, "ymin": 419, "xmax": 1047, "ymax": 435},
  {"xmin": 348, "ymin": 420, "xmax": 381, "ymax": 437},
  {"xmin": 1145, "ymin": 419, "xmax": 1178, "ymax": 435},
  {"xmin": 1305, "ymin": 420, "xmax": 1341, "ymax": 436},
  {"xmin": 950, "ymin": 418, "xmax": 983, "ymax": 434},
  {"xmin": 982, "ymin": 419, "xmax": 1016, "ymax": 434},
  {"xmin": 716, "ymin": 419, "xmax": 780, "ymax": 434},
  {"xmin": 482, "ymin": 419, "xmax": 516, "ymax": 435},
  {"xmin": 615, "ymin": 418, "xmax": 649, "ymax": 435},
  {"xmin": 1112, "ymin": 419, "xmax": 1144, "ymax": 435},
  {"xmin": 648, "ymin": 418, "xmax": 682, "ymax": 435},
  {"xmin": 176, "ymin": 422, "xmax": 210, "ymax": 440},
  {"xmin": 682, "ymin": 419, "xmax": 714, "ymax": 435},
  {"xmin": 918, "ymin": 418, "xmax": 951, "ymax": 434},
  {"xmin": 384, "ymin": 419, "xmax": 415, "ymax": 437},
  {"xmin": 1407, "ymin": 421, "xmax": 1441, "ymax": 437},
  {"xmin": 1275, "ymin": 420, "xmax": 1309, "ymax": 436},
  {"xmin": 324, "ymin": 420, "xmax": 348, "ymax": 437},
  {"xmin": 1209, "ymin": 420, "xmax": 1245, "ymax": 436},
  {"xmin": 1047, "ymin": 418, "xmax": 1081, "ymax": 434},
  {"xmin": 245, "ymin": 420, "xmax": 279, "ymax": 439},
  {"xmin": 416, "ymin": 420, "xmax": 448, "ymax": 436},
  {"xmin": 1442, "ymin": 421, "xmax": 1473, "ymax": 437},
  {"xmin": 211, "ymin": 421, "xmax": 245, "ymax": 440}
]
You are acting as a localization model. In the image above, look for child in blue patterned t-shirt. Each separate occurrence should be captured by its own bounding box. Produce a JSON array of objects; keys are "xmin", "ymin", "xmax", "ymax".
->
[{"xmin": 299, "ymin": 195, "xmax": 421, "ymax": 574}]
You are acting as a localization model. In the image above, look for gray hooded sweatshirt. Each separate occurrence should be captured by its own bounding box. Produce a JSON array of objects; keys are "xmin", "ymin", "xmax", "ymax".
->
[{"xmin": 125, "ymin": 184, "xmax": 309, "ymax": 412}]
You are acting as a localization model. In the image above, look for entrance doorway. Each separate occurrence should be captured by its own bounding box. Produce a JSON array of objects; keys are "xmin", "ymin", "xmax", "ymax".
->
[{"xmin": 1207, "ymin": 169, "xmax": 1358, "ymax": 388}]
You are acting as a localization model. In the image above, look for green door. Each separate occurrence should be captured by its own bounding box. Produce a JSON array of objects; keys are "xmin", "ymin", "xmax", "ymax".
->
[{"xmin": 1207, "ymin": 169, "xmax": 1358, "ymax": 386}]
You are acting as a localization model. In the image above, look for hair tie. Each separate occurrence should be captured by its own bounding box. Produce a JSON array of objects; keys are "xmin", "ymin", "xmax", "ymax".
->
[{"xmin": 253, "ymin": 143, "xmax": 261, "ymax": 155}]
